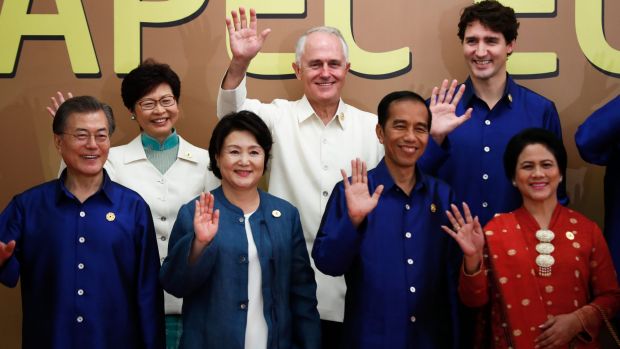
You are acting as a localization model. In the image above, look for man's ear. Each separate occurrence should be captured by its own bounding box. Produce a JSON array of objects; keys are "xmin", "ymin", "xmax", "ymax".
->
[
  {"xmin": 506, "ymin": 39, "xmax": 516, "ymax": 56},
  {"xmin": 375, "ymin": 124, "xmax": 384, "ymax": 144},
  {"xmin": 292, "ymin": 62, "xmax": 302, "ymax": 80},
  {"xmin": 53, "ymin": 134, "xmax": 63, "ymax": 153}
]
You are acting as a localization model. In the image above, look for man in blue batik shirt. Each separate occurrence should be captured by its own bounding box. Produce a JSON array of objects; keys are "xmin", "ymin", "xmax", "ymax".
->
[
  {"xmin": 420, "ymin": 0, "xmax": 567, "ymax": 226},
  {"xmin": 576, "ymin": 95, "xmax": 620, "ymax": 282},
  {"xmin": 313, "ymin": 91, "xmax": 461, "ymax": 349},
  {"xmin": 0, "ymin": 96, "xmax": 164, "ymax": 349}
]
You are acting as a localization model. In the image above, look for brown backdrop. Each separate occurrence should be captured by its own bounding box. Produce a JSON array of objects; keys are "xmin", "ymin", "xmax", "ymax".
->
[{"xmin": 1, "ymin": 1, "xmax": 619, "ymax": 347}]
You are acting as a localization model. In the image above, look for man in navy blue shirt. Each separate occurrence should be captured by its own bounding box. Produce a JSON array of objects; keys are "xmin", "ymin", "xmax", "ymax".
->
[
  {"xmin": 576, "ymin": 95, "xmax": 620, "ymax": 281},
  {"xmin": 0, "ymin": 96, "xmax": 164, "ymax": 349},
  {"xmin": 313, "ymin": 91, "xmax": 461, "ymax": 349},
  {"xmin": 420, "ymin": 0, "xmax": 566, "ymax": 225}
]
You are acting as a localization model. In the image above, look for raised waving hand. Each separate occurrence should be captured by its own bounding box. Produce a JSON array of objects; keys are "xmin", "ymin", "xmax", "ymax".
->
[
  {"xmin": 45, "ymin": 91, "xmax": 73, "ymax": 117},
  {"xmin": 429, "ymin": 79, "xmax": 472, "ymax": 145},
  {"xmin": 441, "ymin": 202, "xmax": 484, "ymax": 274},
  {"xmin": 222, "ymin": 7, "xmax": 271, "ymax": 89},
  {"xmin": 189, "ymin": 193, "xmax": 219, "ymax": 263},
  {"xmin": 342, "ymin": 158, "xmax": 384, "ymax": 228}
]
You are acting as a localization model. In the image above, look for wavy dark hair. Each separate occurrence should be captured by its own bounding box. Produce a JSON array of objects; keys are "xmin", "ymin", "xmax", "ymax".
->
[{"xmin": 458, "ymin": 0, "xmax": 520, "ymax": 45}]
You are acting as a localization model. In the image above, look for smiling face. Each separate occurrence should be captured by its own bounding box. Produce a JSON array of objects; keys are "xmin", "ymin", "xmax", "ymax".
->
[
  {"xmin": 54, "ymin": 110, "xmax": 110, "ymax": 179},
  {"xmin": 514, "ymin": 143, "xmax": 562, "ymax": 206},
  {"xmin": 133, "ymin": 83, "xmax": 179, "ymax": 142},
  {"xmin": 462, "ymin": 20, "xmax": 514, "ymax": 83},
  {"xmin": 293, "ymin": 31, "xmax": 350, "ymax": 110},
  {"xmin": 216, "ymin": 130, "xmax": 265, "ymax": 193},
  {"xmin": 376, "ymin": 99, "xmax": 429, "ymax": 173}
]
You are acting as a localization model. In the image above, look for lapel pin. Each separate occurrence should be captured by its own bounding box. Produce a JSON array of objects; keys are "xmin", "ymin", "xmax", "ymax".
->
[
  {"xmin": 430, "ymin": 203, "xmax": 437, "ymax": 213},
  {"xmin": 272, "ymin": 210, "xmax": 281, "ymax": 218},
  {"xmin": 106, "ymin": 212, "xmax": 116, "ymax": 222}
]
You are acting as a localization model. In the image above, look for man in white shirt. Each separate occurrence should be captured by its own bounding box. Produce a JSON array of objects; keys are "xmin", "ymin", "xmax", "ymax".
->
[{"xmin": 217, "ymin": 7, "xmax": 383, "ymax": 348}]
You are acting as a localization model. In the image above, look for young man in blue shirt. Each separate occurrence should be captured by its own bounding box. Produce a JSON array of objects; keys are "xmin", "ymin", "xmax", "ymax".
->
[{"xmin": 421, "ymin": 0, "xmax": 566, "ymax": 225}]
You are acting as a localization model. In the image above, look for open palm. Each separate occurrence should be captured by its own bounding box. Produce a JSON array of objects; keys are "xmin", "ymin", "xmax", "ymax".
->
[
  {"xmin": 343, "ymin": 159, "xmax": 383, "ymax": 228},
  {"xmin": 442, "ymin": 202, "xmax": 484, "ymax": 258},
  {"xmin": 193, "ymin": 192, "xmax": 219, "ymax": 245},
  {"xmin": 226, "ymin": 7, "xmax": 271, "ymax": 62},
  {"xmin": 429, "ymin": 79, "xmax": 472, "ymax": 142}
]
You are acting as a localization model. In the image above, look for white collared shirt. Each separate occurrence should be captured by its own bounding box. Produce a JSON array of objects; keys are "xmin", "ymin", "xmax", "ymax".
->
[{"xmin": 218, "ymin": 77, "xmax": 384, "ymax": 321}]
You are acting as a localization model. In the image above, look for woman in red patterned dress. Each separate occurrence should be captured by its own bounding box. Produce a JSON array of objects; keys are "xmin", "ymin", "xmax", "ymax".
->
[{"xmin": 443, "ymin": 128, "xmax": 620, "ymax": 348}]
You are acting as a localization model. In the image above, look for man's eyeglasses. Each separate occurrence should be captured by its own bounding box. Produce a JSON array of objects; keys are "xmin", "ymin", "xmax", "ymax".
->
[
  {"xmin": 137, "ymin": 95, "xmax": 176, "ymax": 111},
  {"xmin": 63, "ymin": 132, "xmax": 109, "ymax": 144}
]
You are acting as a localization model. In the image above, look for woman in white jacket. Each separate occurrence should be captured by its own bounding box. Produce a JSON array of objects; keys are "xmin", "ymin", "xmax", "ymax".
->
[{"xmin": 48, "ymin": 59, "xmax": 219, "ymax": 348}]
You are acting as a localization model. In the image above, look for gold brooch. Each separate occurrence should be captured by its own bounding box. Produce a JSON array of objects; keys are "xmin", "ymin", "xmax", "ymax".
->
[{"xmin": 430, "ymin": 203, "xmax": 437, "ymax": 213}]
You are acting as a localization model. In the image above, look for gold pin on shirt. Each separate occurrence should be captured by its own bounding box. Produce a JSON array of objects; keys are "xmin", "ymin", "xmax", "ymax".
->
[
  {"xmin": 430, "ymin": 204, "xmax": 437, "ymax": 213},
  {"xmin": 106, "ymin": 212, "xmax": 116, "ymax": 222}
]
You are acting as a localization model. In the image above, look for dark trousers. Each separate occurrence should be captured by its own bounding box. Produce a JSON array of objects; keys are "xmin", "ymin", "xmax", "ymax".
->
[{"xmin": 321, "ymin": 320, "xmax": 343, "ymax": 349}]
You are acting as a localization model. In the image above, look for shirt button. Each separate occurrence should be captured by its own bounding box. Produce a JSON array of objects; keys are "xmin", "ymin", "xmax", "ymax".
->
[
  {"xmin": 410, "ymin": 286, "xmax": 416, "ymax": 293},
  {"xmin": 78, "ymin": 237, "xmax": 85, "ymax": 243},
  {"xmin": 482, "ymin": 202, "xmax": 488, "ymax": 208},
  {"xmin": 405, "ymin": 204, "xmax": 410, "ymax": 210},
  {"xmin": 410, "ymin": 316, "xmax": 416, "ymax": 323},
  {"xmin": 405, "ymin": 232, "xmax": 412, "ymax": 238},
  {"xmin": 240, "ymin": 303, "xmax": 247, "ymax": 310},
  {"xmin": 78, "ymin": 263, "xmax": 85, "ymax": 270},
  {"xmin": 322, "ymin": 165, "xmax": 328, "ymax": 171},
  {"xmin": 322, "ymin": 138, "xmax": 327, "ymax": 144},
  {"xmin": 482, "ymin": 174, "xmax": 489, "ymax": 180},
  {"xmin": 322, "ymin": 191, "xmax": 329, "ymax": 197},
  {"xmin": 79, "ymin": 211, "xmax": 86, "ymax": 217},
  {"xmin": 77, "ymin": 289, "xmax": 84, "ymax": 296},
  {"xmin": 483, "ymin": 146, "xmax": 491, "ymax": 153},
  {"xmin": 407, "ymin": 259, "xmax": 414, "ymax": 265},
  {"xmin": 239, "ymin": 217, "xmax": 245, "ymax": 223},
  {"xmin": 160, "ymin": 236, "xmax": 167, "ymax": 241},
  {"xmin": 485, "ymin": 120, "xmax": 491, "ymax": 125},
  {"xmin": 160, "ymin": 216, "xmax": 167, "ymax": 222},
  {"xmin": 76, "ymin": 316, "xmax": 84, "ymax": 323}
]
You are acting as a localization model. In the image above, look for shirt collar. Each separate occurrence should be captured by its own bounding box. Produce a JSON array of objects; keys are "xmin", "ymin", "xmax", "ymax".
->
[
  {"xmin": 141, "ymin": 129, "xmax": 179, "ymax": 151},
  {"xmin": 56, "ymin": 169, "xmax": 115, "ymax": 204},
  {"xmin": 372, "ymin": 158, "xmax": 427, "ymax": 195},
  {"xmin": 463, "ymin": 74, "xmax": 515, "ymax": 108},
  {"xmin": 297, "ymin": 95, "xmax": 348, "ymax": 130}
]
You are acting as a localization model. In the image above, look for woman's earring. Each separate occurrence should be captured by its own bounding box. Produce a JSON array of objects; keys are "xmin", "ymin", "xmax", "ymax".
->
[{"xmin": 130, "ymin": 114, "xmax": 136, "ymax": 120}]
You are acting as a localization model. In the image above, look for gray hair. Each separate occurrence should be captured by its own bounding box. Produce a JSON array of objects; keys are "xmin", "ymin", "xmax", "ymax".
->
[{"xmin": 294, "ymin": 26, "xmax": 349, "ymax": 65}]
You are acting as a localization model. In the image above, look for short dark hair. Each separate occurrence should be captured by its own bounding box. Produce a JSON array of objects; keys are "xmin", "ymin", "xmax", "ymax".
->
[
  {"xmin": 121, "ymin": 59, "xmax": 181, "ymax": 111},
  {"xmin": 377, "ymin": 90, "xmax": 431, "ymax": 129},
  {"xmin": 503, "ymin": 128, "xmax": 567, "ymax": 181},
  {"xmin": 457, "ymin": 0, "xmax": 519, "ymax": 44},
  {"xmin": 208, "ymin": 111, "xmax": 273, "ymax": 179},
  {"xmin": 53, "ymin": 95, "xmax": 115, "ymax": 135}
]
